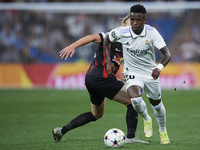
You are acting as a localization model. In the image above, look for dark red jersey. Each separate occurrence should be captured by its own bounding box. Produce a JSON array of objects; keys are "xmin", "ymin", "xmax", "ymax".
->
[{"xmin": 86, "ymin": 33, "xmax": 123, "ymax": 78}]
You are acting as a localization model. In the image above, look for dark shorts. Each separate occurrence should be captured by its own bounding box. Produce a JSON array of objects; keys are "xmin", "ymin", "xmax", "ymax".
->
[{"xmin": 85, "ymin": 75, "xmax": 124, "ymax": 106}]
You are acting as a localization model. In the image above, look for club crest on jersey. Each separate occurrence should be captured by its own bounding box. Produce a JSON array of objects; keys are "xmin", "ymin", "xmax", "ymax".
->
[
  {"xmin": 145, "ymin": 40, "xmax": 150, "ymax": 46},
  {"xmin": 111, "ymin": 31, "xmax": 116, "ymax": 38},
  {"xmin": 112, "ymin": 55, "xmax": 123, "ymax": 65}
]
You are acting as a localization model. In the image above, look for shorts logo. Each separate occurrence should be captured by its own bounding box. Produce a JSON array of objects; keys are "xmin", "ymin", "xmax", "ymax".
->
[
  {"xmin": 111, "ymin": 31, "xmax": 116, "ymax": 38},
  {"xmin": 129, "ymin": 75, "xmax": 135, "ymax": 79},
  {"xmin": 122, "ymin": 74, "xmax": 135, "ymax": 83}
]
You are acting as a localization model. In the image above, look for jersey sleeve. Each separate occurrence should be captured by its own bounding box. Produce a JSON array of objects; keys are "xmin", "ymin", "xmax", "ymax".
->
[
  {"xmin": 99, "ymin": 32, "xmax": 107, "ymax": 44},
  {"xmin": 151, "ymin": 28, "xmax": 166, "ymax": 50},
  {"xmin": 108, "ymin": 28, "xmax": 120, "ymax": 42},
  {"xmin": 108, "ymin": 26, "xmax": 130, "ymax": 43}
]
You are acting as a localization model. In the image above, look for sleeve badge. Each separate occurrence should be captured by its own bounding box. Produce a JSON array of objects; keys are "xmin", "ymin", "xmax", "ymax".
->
[{"xmin": 111, "ymin": 31, "xmax": 116, "ymax": 39}]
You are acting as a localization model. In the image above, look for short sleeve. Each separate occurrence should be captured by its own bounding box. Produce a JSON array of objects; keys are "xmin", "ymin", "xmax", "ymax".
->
[
  {"xmin": 108, "ymin": 28, "xmax": 120, "ymax": 42},
  {"xmin": 152, "ymin": 28, "xmax": 166, "ymax": 50}
]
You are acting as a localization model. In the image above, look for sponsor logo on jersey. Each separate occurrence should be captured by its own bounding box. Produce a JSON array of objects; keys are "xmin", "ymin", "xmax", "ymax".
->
[
  {"xmin": 112, "ymin": 55, "xmax": 123, "ymax": 65},
  {"xmin": 127, "ymin": 48, "xmax": 149, "ymax": 57}
]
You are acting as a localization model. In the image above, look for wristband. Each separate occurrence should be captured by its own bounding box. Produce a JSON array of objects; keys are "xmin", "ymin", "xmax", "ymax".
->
[{"xmin": 156, "ymin": 63, "xmax": 164, "ymax": 71}]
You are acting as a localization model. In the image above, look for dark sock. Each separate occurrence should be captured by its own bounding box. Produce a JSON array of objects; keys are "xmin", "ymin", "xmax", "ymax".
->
[
  {"xmin": 61, "ymin": 111, "xmax": 96, "ymax": 135},
  {"xmin": 126, "ymin": 104, "xmax": 138, "ymax": 138}
]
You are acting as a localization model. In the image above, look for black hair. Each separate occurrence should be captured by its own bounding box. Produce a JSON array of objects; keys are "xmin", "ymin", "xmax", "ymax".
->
[{"xmin": 130, "ymin": 4, "xmax": 146, "ymax": 14}]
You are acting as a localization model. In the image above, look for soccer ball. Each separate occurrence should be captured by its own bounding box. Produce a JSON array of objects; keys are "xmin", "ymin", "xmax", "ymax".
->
[{"xmin": 104, "ymin": 128, "xmax": 126, "ymax": 148}]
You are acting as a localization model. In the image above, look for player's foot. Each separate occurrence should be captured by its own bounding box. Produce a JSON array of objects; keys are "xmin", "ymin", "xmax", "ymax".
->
[
  {"xmin": 144, "ymin": 118, "xmax": 153, "ymax": 138},
  {"xmin": 159, "ymin": 130, "xmax": 170, "ymax": 144},
  {"xmin": 125, "ymin": 137, "xmax": 150, "ymax": 144},
  {"xmin": 52, "ymin": 127, "xmax": 63, "ymax": 142}
]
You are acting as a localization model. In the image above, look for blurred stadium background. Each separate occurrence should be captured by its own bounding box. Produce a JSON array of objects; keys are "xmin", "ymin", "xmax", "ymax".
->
[{"xmin": 0, "ymin": 0, "xmax": 200, "ymax": 89}]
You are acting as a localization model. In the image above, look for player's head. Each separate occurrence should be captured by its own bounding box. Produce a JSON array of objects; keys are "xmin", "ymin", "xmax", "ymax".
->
[
  {"xmin": 121, "ymin": 14, "xmax": 130, "ymax": 27},
  {"xmin": 130, "ymin": 4, "xmax": 146, "ymax": 15},
  {"xmin": 130, "ymin": 4, "xmax": 146, "ymax": 35}
]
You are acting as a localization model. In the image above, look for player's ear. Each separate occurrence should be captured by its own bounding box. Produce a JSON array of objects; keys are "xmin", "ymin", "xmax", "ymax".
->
[
  {"xmin": 144, "ymin": 17, "xmax": 146, "ymax": 23},
  {"xmin": 144, "ymin": 19, "xmax": 146, "ymax": 23}
]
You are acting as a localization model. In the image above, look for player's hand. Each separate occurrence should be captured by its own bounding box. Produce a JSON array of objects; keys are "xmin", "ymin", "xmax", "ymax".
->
[
  {"xmin": 106, "ymin": 61, "xmax": 114, "ymax": 76},
  {"xmin": 59, "ymin": 46, "xmax": 75, "ymax": 60},
  {"xmin": 151, "ymin": 68, "xmax": 161, "ymax": 80}
]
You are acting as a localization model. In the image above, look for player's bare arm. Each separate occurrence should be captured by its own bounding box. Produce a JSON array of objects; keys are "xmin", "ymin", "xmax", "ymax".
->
[
  {"xmin": 103, "ymin": 35, "xmax": 114, "ymax": 76},
  {"xmin": 59, "ymin": 34, "xmax": 101, "ymax": 60},
  {"xmin": 159, "ymin": 46, "xmax": 171, "ymax": 67},
  {"xmin": 151, "ymin": 46, "xmax": 171, "ymax": 79}
]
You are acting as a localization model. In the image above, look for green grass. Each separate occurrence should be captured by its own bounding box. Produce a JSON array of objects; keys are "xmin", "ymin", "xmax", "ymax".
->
[{"xmin": 0, "ymin": 89, "xmax": 199, "ymax": 150}]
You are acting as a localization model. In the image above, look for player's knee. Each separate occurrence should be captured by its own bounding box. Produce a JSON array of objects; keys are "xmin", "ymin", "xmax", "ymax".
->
[
  {"xmin": 113, "ymin": 95, "xmax": 131, "ymax": 106},
  {"xmin": 92, "ymin": 111, "xmax": 104, "ymax": 120},
  {"xmin": 149, "ymin": 98, "xmax": 161, "ymax": 106},
  {"xmin": 151, "ymin": 101, "xmax": 165, "ymax": 116},
  {"xmin": 151, "ymin": 100, "xmax": 163, "ymax": 110},
  {"xmin": 95, "ymin": 113, "xmax": 103, "ymax": 120},
  {"xmin": 126, "ymin": 101, "xmax": 132, "ymax": 106},
  {"xmin": 120, "ymin": 98, "xmax": 131, "ymax": 106},
  {"xmin": 131, "ymin": 97, "xmax": 143, "ymax": 105}
]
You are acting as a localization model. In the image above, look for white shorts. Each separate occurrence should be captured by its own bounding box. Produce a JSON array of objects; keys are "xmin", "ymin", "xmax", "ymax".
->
[{"xmin": 123, "ymin": 72, "xmax": 161, "ymax": 100}]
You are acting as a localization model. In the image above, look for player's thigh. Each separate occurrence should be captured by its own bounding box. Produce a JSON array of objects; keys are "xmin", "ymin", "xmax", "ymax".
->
[
  {"xmin": 91, "ymin": 99, "xmax": 105, "ymax": 119},
  {"xmin": 112, "ymin": 85, "xmax": 131, "ymax": 106},
  {"xmin": 124, "ymin": 73, "xmax": 144, "ymax": 89},
  {"xmin": 144, "ymin": 78, "xmax": 161, "ymax": 100},
  {"xmin": 124, "ymin": 74, "xmax": 144, "ymax": 98},
  {"xmin": 85, "ymin": 75, "xmax": 105, "ymax": 106}
]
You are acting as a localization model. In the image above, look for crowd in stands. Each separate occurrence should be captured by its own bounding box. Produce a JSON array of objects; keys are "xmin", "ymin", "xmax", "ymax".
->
[
  {"xmin": 169, "ymin": 10, "xmax": 200, "ymax": 62},
  {"xmin": 0, "ymin": 7, "xmax": 200, "ymax": 63}
]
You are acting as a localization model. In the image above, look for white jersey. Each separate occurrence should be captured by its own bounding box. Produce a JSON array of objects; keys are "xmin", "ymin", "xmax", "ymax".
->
[{"xmin": 108, "ymin": 24, "xmax": 166, "ymax": 78}]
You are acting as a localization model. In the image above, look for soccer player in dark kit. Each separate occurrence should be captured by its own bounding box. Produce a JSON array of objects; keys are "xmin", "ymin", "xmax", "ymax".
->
[{"xmin": 52, "ymin": 14, "xmax": 148, "ymax": 144}]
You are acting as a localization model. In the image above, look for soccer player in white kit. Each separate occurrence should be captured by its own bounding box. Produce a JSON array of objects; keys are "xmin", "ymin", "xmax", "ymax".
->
[{"xmin": 104, "ymin": 4, "xmax": 171, "ymax": 144}]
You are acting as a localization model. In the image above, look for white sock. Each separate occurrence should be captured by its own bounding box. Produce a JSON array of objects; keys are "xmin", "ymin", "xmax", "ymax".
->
[
  {"xmin": 131, "ymin": 97, "xmax": 151, "ymax": 121},
  {"xmin": 151, "ymin": 101, "xmax": 166, "ymax": 132}
]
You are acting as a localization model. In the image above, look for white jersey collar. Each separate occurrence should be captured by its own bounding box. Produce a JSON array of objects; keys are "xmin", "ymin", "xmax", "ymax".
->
[{"xmin": 129, "ymin": 25, "xmax": 146, "ymax": 38}]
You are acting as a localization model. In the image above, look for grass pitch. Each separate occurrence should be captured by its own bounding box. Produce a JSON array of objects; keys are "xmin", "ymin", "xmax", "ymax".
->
[{"xmin": 0, "ymin": 89, "xmax": 199, "ymax": 150}]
